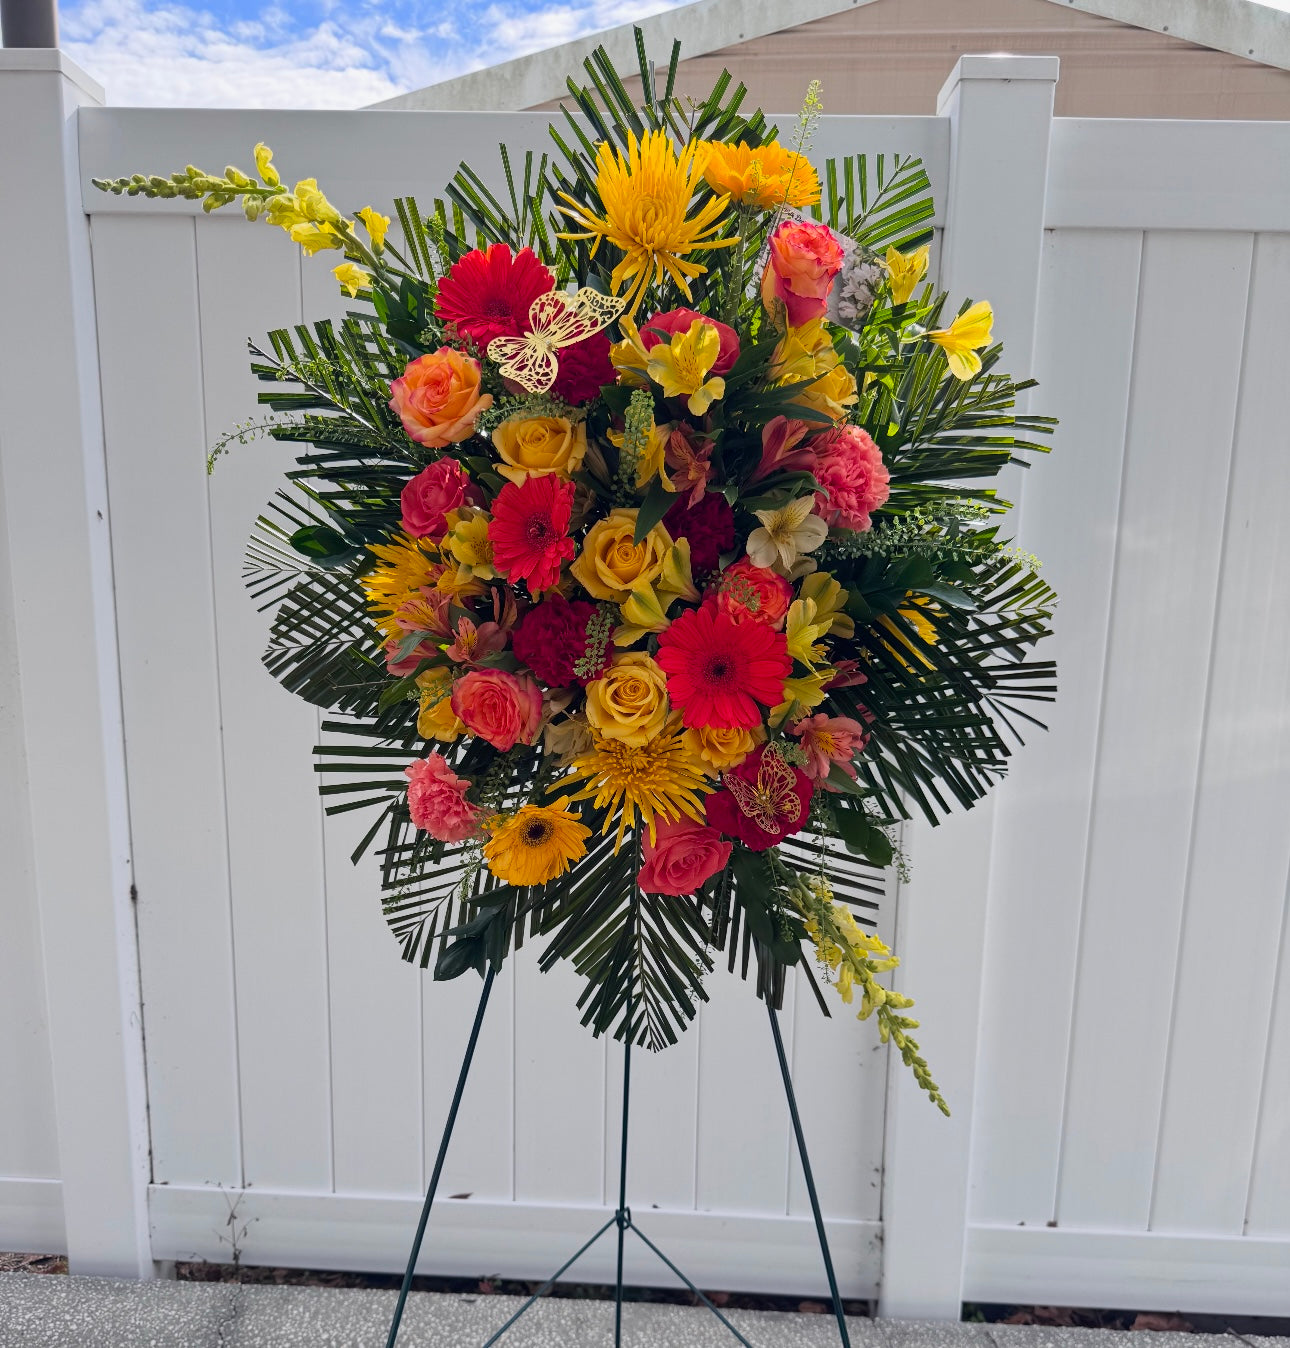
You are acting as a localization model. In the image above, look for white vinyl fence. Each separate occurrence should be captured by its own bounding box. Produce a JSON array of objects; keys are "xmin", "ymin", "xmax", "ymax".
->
[{"xmin": 1, "ymin": 47, "xmax": 1288, "ymax": 1321}]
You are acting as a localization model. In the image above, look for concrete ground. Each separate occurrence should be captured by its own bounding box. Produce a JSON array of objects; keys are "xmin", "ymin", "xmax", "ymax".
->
[{"xmin": 0, "ymin": 1276, "xmax": 1285, "ymax": 1348}]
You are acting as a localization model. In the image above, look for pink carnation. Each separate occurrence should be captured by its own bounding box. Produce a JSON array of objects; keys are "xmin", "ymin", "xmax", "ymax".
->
[
  {"xmin": 401, "ymin": 457, "xmax": 481, "ymax": 541},
  {"xmin": 789, "ymin": 713, "xmax": 871, "ymax": 782},
  {"xmin": 405, "ymin": 753, "xmax": 482, "ymax": 842},
  {"xmin": 637, "ymin": 816, "xmax": 732, "ymax": 896},
  {"xmin": 811, "ymin": 426, "xmax": 890, "ymax": 531},
  {"xmin": 451, "ymin": 668, "xmax": 543, "ymax": 751}
]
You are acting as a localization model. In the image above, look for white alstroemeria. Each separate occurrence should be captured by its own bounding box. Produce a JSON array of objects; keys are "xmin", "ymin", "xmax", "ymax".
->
[{"xmin": 747, "ymin": 496, "xmax": 828, "ymax": 573}]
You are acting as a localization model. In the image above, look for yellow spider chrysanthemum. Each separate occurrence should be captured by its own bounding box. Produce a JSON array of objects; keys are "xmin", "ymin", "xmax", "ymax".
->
[
  {"xmin": 361, "ymin": 535, "xmax": 440, "ymax": 637},
  {"xmin": 555, "ymin": 721, "xmax": 711, "ymax": 849},
  {"xmin": 702, "ymin": 140, "xmax": 821, "ymax": 211},
  {"xmin": 484, "ymin": 800, "xmax": 592, "ymax": 888},
  {"xmin": 558, "ymin": 131, "xmax": 737, "ymax": 315}
]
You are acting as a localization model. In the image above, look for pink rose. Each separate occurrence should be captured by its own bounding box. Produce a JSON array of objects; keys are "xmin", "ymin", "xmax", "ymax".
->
[
  {"xmin": 451, "ymin": 668, "xmax": 542, "ymax": 751},
  {"xmin": 811, "ymin": 425, "xmax": 890, "ymax": 531},
  {"xmin": 400, "ymin": 458, "xmax": 480, "ymax": 541},
  {"xmin": 640, "ymin": 308, "xmax": 740, "ymax": 375},
  {"xmin": 405, "ymin": 753, "xmax": 482, "ymax": 842},
  {"xmin": 760, "ymin": 221, "xmax": 845, "ymax": 327},
  {"xmin": 789, "ymin": 713, "xmax": 872, "ymax": 781},
  {"xmin": 637, "ymin": 816, "xmax": 733, "ymax": 895}
]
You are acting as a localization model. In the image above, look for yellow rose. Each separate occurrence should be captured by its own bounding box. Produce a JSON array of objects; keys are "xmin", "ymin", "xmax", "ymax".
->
[
  {"xmin": 417, "ymin": 668, "xmax": 465, "ymax": 742},
  {"xmin": 571, "ymin": 508, "xmax": 672, "ymax": 603},
  {"xmin": 584, "ymin": 652, "xmax": 670, "ymax": 747},
  {"xmin": 772, "ymin": 321, "xmax": 857, "ymax": 425},
  {"xmin": 492, "ymin": 415, "xmax": 588, "ymax": 484},
  {"xmin": 681, "ymin": 724, "xmax": 763, "ymax": 775}
]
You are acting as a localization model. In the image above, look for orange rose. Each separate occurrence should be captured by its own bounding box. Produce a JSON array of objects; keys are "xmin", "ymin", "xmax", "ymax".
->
[
  {"xmin": 389, "ymin": 349, "xmax": 492, "ymax": 449},
  {"xmin": 761, "ymin": 220, "xmax": 845, "ymax": 327}
]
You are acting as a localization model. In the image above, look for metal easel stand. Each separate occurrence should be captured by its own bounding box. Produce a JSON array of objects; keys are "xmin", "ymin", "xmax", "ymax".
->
[{"xmin": 384, "ymin": 972, "xmax": 854, "ymax": 1348}]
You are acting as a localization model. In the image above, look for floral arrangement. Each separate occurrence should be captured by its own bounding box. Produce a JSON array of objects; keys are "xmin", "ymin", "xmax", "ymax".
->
[{"xmin": 96, "ymin": 39, "xmax": 1055, "ymax": 1109}]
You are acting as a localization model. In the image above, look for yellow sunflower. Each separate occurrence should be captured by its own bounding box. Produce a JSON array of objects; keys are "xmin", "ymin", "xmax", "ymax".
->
[
  {"xmin": 484, "ymin": 800, "xmax": 591, "ymax": 888},
  {"xmin": 702, "ymin": 140, "xmax": 821, "ymax": 211},
  {"xmin": 556, "ymin": 720, "xmax": 710, "ymax": 849},
  {"xmin": 557, "ymin": 131, "xmax": 737, "ymax": 315}
]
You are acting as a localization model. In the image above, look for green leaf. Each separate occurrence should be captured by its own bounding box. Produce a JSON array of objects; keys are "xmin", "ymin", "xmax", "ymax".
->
[
  {"xmin": 833, "ymin": 806, "xmax": 895, "ymax": 867},
  {"xmin": 633, "ymin": 476, "xmax": 677, "ymax": 542}
]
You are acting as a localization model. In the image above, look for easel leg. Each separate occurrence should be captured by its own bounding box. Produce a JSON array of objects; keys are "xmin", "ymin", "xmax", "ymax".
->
[
  {"xmin": 385, "ymin": 967, "xmax": 496, "ymax": 1348},
  {"xmin": 767, "ymin": 998, "xmax": 853, "ymax": 1348},
  {"xmin": 614, "ymin": 1001, "xmax": 633, "ymax": 1347}
]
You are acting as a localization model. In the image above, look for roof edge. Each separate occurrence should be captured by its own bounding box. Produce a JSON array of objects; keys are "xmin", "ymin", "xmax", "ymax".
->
[{"xmin": 367, "ymin": 0, "xmax": 1290, "ymax": 112}]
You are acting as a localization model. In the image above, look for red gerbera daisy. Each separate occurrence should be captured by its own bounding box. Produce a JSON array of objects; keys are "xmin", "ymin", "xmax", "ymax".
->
[
  {"xmin": 656, "ymin": 606, "xmax": 791, "ymax": 730},
  {"xmin": 435, "ymin": 244, "xmax": 555, "ymax": 352},
  {"xmin": 488, "ymin": 475, "xmax": 576, "ymax": 595}
]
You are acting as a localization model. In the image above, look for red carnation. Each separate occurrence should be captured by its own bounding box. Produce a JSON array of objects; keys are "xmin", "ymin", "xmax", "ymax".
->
[
  {"xmin": 513, "ymin": 593, "xmax": 608, "ymax": 687},
  {"xmin": 663, "ymin": 492, "xmax": 735, "ymax": 575},
  {"xmin": 705, "ymin": 745, "xmax": 813, "ymax": 851},
  {"xmin": 488, "ymin": 474, "xmax": 576, "ymax": 595},
  {"xmin": 435, "ymin": 244, "xmax": 554, "ymax": 352},
  {"xmin": 656, "ymin": 606, "xmax": 791, "ymax": 730},
  {"xmin": 552, "ymin": 331, "xmax": 615, "ymax": 405}
]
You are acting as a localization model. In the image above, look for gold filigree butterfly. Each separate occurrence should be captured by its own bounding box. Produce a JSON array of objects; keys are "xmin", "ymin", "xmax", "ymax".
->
[
  {"xmin": 723, "ymin": 747, "xmax": 803, "ymax": 835},
  {"xmin": 486, "ymin": 288, "xmax": 626, "ymax": 394}
]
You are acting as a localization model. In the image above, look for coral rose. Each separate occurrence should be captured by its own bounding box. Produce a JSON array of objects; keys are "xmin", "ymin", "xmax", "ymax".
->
[
  {"xmin": 451, "ymin": 668, "xmax": 542, "ymax": 751},
  {"xmin": 811, "ymin": 425, "xmax": 891, "ymax": 531},
  {"xmin": 571, "ymin": 508, "xmax": 673, "ymax": 603},
  {"xmin": 584, "ymin": 652, "xmax": 670, "ymax": 748},
  {"xmin": 761, "ymin": 220, "xmax": 845, "ymax": 327},
  {"xmin": 389, "ymin": 349, "xmax": 491, "ymax": 449},
  {"xmin": 715, "ymin": 557, "xmax": 794, "ymax": 629},
  {"xmin": 637, "ymin": 816, "xmax": 733, "ymax": 896},
  {"xmin": 640, "ymin": 308, "xmax": 740, "ymax": 375},
  {"xmin": 492, "ymin": 415, "xmax": 588, "ymax": 484},
  {"xmin": 400, "ymin": 457, "xmax": 481, "ymax": 541},
  {"xmin": 405, "ymin": 753, "xmax": 482, "ymax": 842}
]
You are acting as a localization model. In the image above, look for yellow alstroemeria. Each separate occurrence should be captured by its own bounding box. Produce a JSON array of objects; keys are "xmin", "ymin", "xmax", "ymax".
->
[
  {"xmin": 785, "ymin": 598, "xmax": 832, "ymax": 669},
  {"xmin": 646, "ymin": 320, "xmax": 726, "ymax": 416},
  {"xmin": 798, "ymin": 571, "xmax": 854, "ymax": 638},
  {"xmin": 254, "ymin": 142, "xmax": 280, "ymax": 187},
  {"xmin": 927, "ymin": 300, "xmax": 994, "ymax": 380},
  {"xmin": 608, "ymin": 316, "xmax": 651, "ymax": 387},
  {"xmin": 444, "ymin": 507, "xmax": 496, "ymax": 582},
  {"xmin": 333, "ymin": 262, "xmax": 371, "ymax": 297},
  {"xmin": 770, "ymin": 667, "xmax": 834, "ymax": 728},
  {"xmin": 356, "ymin": 206, "xmax": 389, "ymax": 250},
  {"xmin": 885, "ymin": 244, "xmax": 930, "ymax": 305},
  {"xmin": 747, "ymin": 495, "xmax": 828, "ymax": 574}
]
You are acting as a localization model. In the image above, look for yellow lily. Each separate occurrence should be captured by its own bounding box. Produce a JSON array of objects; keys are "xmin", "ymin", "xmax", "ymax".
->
[
  {"xmin": 885, "ymin": 243, "xmax": 929, "ymax": 305},
  {"xmin": 785, "ymin": 598, "xmax": 832, "ymax": 669},
  {"xmin": 608, "ymin": 317, "xmax": 651, "ymax": 387},
  {"xmin": 646, "ymin": 320, "xmax": 726, "ymax": 416},
  {"xmin": 769, "ymin": 668, "xmax": 834, "ymax": 728},
  {"xmin": 927, "ymin": 300, "xmax": 994, "ymax": 380}
]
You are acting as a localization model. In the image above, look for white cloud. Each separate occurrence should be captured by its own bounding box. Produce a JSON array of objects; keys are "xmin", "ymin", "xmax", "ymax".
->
[{"xmin": 61, "ymin": 0, "xmax": 690, "ymax": 108}]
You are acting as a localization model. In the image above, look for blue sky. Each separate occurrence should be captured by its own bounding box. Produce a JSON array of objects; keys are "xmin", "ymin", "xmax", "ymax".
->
[
  {"xmin": 62, "ymin": 0, "xmax": 1290, "ymax": 109},
  {"xmin": 61, "ymin": 0, "xmax": 688, "ymax": 106}
]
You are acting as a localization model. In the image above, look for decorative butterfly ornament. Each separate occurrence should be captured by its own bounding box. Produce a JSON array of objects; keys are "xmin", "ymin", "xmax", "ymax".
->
[
  {"xmin": 486, "ymin": 288, "xmax": 626, "ymax": 394},
  {"xmin": 724, "ymin": 748, "xmax": 804, "ymax": 837}
]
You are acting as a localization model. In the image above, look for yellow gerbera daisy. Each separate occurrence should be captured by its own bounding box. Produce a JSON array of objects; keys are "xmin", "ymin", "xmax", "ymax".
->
[
  {"xmin": 702, "ymin": 140, "xmax": 821, "ymax": 211},
  {"xmin": 557, "ymin": 131, "xmax": 737, "ymax": 315},
  {"xmin": 555, "ymin": 721, "xmax": 711, "ymax": 849},
  {"xmin": 483, "ymin": 800, "xmax": 591, "ymax": 888}
]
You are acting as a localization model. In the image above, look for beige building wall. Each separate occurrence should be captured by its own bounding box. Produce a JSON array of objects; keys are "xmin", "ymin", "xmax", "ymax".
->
[{"xmin": 531, "ymin": 0, "xmax": 1290, "ymax": 119}]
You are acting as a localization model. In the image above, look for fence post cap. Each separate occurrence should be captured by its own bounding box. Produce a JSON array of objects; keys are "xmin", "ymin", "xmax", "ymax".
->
[
  {"xmin": 938, "ymin": 53, "xmax": 1060, "ymax": 107},
  {"xmin": 0, "ymin": 47, "xmax": 104, "ymax": 102}
]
